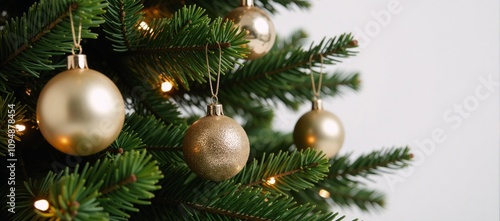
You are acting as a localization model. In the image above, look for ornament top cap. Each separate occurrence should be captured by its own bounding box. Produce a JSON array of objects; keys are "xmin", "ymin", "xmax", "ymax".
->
[
  {"xmin": 67, "ymin": 54, "xmax": 88, "ymax": 70},
  {"xmin": 241, "ymin": 0, "xmax": 254, "ymax": 6},
  {"xmin": 207, "ymin": 103, "xmax": 224, "ymax": 116},
  {"xmin": 312, "ymin": 98, "xmax": 323, "ymax": 110}
]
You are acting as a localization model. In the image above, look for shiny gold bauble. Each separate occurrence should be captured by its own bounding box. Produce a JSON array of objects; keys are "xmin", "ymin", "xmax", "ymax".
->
[
  {"xmin": 36, "ymin": 55, "xmax": 125, "ymax": 156},
  {"xmin": 224, "ymin": 1, "xmax": 276, "ymax": 60},
  {"xmin": 183, "ymin": 104, "xmax": 250, "ymax": 181},
  {"xmin": 293, "ymin": 99, "xmax": 345, "ymax": 158}
]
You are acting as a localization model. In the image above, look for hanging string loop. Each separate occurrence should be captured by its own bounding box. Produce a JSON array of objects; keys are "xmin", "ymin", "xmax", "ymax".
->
[
  {"xmin": 205, "ymin": 43, "xmax": 222, "ymax": 105},
  {"xmin": 69, "ymin": 6, "xmax": 83, "ymax": 54},
  {"xmin": 309, "ymin": 54, "xmax": 324, "ymax": 100}
]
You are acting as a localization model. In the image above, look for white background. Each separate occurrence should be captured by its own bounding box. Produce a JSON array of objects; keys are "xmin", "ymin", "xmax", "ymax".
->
[{"xmin": 272, "ymin": 0, "xmax": 499, "ymax": 220}]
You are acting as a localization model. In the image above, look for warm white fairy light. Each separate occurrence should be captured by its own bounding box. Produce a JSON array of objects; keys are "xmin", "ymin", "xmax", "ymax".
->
[
  {"xmin": 266, "ymin": 177, "xmax": 276, "ymax": 185},
  {"xmin": 318, "ymin": 189, "xmax": 330, "ymax": 198},
  {"xmin": 138, "ymin": 21, "xmax": 153, "ymax": 33},
  {"xmin": 15, "ymin": 124, "xmax": 26, "ymax": 132},
  {"xmin": 34, "ymin": 199, "xmax": 49, "ymax": 211},
  {"xmin": 161, "ymin": 81, "xmax": 173, "ymax": 92}
]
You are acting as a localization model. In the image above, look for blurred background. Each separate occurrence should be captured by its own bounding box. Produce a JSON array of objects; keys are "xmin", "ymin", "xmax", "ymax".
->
[{"xmin": 272, "ymin": 0, "xmax": 499, "ymax": 220}]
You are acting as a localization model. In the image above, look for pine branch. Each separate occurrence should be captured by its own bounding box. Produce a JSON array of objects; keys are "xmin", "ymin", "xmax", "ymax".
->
[
  {"xmin": 182, "ymin": 0, "xmax": 311, "ymax": 18},
  {"xmin": 102, "ymin": 0, "xmax": 143, "ymax": 52},
  {"xmin": 102, "ymin": 3, "xmax": 248, "ymax": 90},
  {"xmin": 172, "ymin": 34, "xmax": 359, "ymax": 115},
  {"xmin": 12, "ymin": 172, "xmax": 59, "ymax": 221},
  {"xmin": 233, "ymin": 149, "xmax": 329, "ymax": 195},
  {"xmin": 329, "ymin": 147, "xmax": 413, "ymax": 183},
  {"xmin": 12, "ymin": 150, "xmax": 163, "ymax": 220},
  {"xmin": 287, "ymin": 147, "xmax": 412, "ymax": 212},
  {"xmin": 221, "ymin": 34, "xmax": 357, "ymax": 100},
  {"xmin": 93, "ymin": 150, "xmax": 163, "ymax": 219},
  {"xmin": 0, "ymin": 93, "xmax": 28, "ymax": 156},
  {"xmin": 123, "ymin": 113, "xmax": 187, "ymax": 165},
  {"xmin": 47, "ymin": 166, "xmax": 107, "ymax": 220},
  {"xmin": 110, "ymin": 130, "xmax": 145, "ymax": 152},
  {"xmin": 0, "ymin": 0, "xmax": 107, "ymax": 91},
  {"xmin": 231, "ymin": 34, "xmax": 357, "ymax": 80},
  {"xmin": 124, "ymin": 113, "xmax": 187, "ymax": 151},
  {"xmin": 258, "ymin": 0, "xmax": 311, "ymax": 13},
  {"xmin": 329, "ymin": 185, "xmax": 385, "ymax": 211},
  {"xmin": 247, "ymin": 128, "xmax": 293, "ymax": 161},
  {"xmin": 291, "ymin": 184, "xmax": 385, "ymax": 213},
  {"xmin": 149, "ymin": 164, "xmax": 342, "ymax": 221},
  {"xmin": 130, "ymin": 89, "xmax": 185, "ymax": 125}
]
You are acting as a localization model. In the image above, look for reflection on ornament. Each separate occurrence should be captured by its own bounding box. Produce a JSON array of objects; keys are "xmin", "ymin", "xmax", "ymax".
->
[
  {"xmin": 34, "ymin": 199, "xmax": 49, "ymax": 211},
  {"xmin": 161, "ymin": 81, "xmax": 173, "ymax": 92},
  {"xmin": 306, "ymin": 135, "xmax": 315, "ymax": 144},
  {"xmin": 88, "ymin": 88, "xmax": 114, "ymax": 114},
  {"xmin": 36, "ymin": 55, "xmax": 125, "ymax": 156},
  {"xmin": 15, "ymin": 124, "xmax": 25, "ymax": 132},
  {"xmin": 183, "ymin": 104, "xmax": 250, "ymax": 181},
  {"xmin": 293, "ymin": 99, "xmax": 345, "ymax": 159},
  {"xmin": 266, "ymin": 177, "xmax": 276, "ymax": 185},
  {"xmin": 224, "ymin": 0, "xmax": 276, "ymax": 60},
  {"xmin": 318, "ymin": 189, "xmax": 330, "ymax": 198}
]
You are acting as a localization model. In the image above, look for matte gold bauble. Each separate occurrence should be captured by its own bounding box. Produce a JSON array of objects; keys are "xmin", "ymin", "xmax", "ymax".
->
[
  {"xmin": 224, "ymin": 0, "xmax": 276, "ymax": 60},
  {"xmin": 36, "ymin": 54, "xmax": 125, "ymax": 156},
  {"xmin": 183, "ymin": 104, "xmax": 250, "ymax": 181},
  {"xmin": 293, "ymin": 99, "xmax": 345, "ymax": 158}
]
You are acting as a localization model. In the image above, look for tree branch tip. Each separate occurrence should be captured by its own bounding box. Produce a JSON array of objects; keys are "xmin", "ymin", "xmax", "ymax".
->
[
  {"xmin": 408, "ymin": 153, "xmax": 414, "ymax": 159},
  {"xmin": 128, "ymin": 174, "xmax": 138, "ymax": 183},
  {"xmin": 350, "ymin": 40, "xmax": 358, "ymax": 47},
  {"xmin": 69, "ymin": 201, "xmax": 80, "ymax": 216},
  {"xmin": 100, "ymin": 174, "xmax": 138, "ymax": 194}
]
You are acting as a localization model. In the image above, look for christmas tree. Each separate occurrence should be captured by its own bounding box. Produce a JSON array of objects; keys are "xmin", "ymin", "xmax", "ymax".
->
[{"xmin": 0, "ymin": 0, "xmax": 412, "ymax": 220}]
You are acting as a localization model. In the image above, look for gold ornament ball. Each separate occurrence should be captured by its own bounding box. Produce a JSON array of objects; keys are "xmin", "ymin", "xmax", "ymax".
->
[
  {"xmin": 225, "ymin": 5, "xmax": 276, "ymax": 60},
  {"xmin": 37, "ymin": 67, "xmax": 125, "ymax": 156},
  {"xmin": 183, "ymin": 104, "xmax": 250, "ymax": 181},
  {"xmin": 293, "ymin": 100, "xmax": 345, "ymax": 158}
]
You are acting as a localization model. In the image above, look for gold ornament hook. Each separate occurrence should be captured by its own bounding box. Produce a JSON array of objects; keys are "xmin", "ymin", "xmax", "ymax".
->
[
  {"xmin": 205, "ymin": 43, "xmax": 222, "ymax": 105},
  {"xmin": 69, "ymin": 6, "xmax": 83, "ymax": 55},
  {"xmin": 241, "ymin": 0, "xmax": 254, "ymax": 6},
  {"xmin": 309, "ymin": 54, "xmax": 324, "ymax": 100}
]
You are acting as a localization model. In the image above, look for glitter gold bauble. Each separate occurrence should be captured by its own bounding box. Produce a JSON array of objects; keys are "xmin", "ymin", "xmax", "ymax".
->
[
  {"xmin": 293, "ymin": 99, "xmax": 345, "ymax": 158},
  {"xmin": 224, "ymin": 0, "xmax": 276, "ymax": 60},
  {"xmin": 183, "ymin": 104, "xmax": 250, "ymax": 181},
  {"xmin": 36, "ymin": 54, "xmax": 125, "ymax": 156}
]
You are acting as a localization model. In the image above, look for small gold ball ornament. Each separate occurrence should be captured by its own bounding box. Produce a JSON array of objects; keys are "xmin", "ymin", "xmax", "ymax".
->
[
  {"xmin": 293, "ymin": 99, "xmax": 345, "ymax": 158},
  {"xmin": 224, "ymin": 0, "xmax": 276, "ymax": 60},
  {"xmin": 36, "ymin": 54, "xmax": 125, "ymax": 156},
  {"xmin": 183, "ymin": 104, "xmax": 250, "ymax": 181}
]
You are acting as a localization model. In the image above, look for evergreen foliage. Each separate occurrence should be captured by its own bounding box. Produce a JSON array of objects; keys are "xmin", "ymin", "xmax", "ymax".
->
[{"xmin": 0, "ymin": 0, "xmax": 412, "ymax": 220}]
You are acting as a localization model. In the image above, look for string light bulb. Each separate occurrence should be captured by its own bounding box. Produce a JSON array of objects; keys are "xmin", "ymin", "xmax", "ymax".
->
[
  {"xmin": 34, "ymin": 199, "xmax": 49, "ymax": 211},
  {"xmin": 15, "ymin": 124, "xmax": 26, "ymax": 132},
  {"xmin": 266, "ymin": 177, "xmax": 276, "ymax": 185},
  {"xmin": 318, "ymin": 189, "xmax": 330, "ymax": 198},
  {"xmin": 161, "ymin": 81, "xmax": 173, "ymax": 92},
  {"xmin": 138, "ymin": 21, "xmax": 153, "ymax": 33}
]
